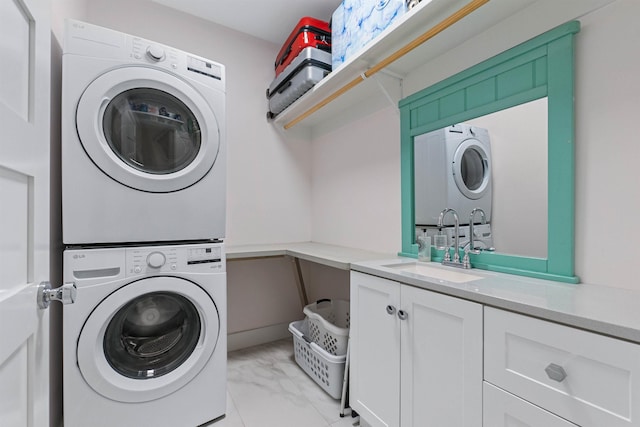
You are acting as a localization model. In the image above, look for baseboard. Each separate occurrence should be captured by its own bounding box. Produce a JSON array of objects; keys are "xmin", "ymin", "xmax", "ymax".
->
[{"xmin": 227, "ymin": 321, "xmax": 298, "ymax": 352}]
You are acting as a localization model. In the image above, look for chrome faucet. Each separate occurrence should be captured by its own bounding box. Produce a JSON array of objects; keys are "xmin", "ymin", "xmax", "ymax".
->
[
  {"xmin": 437, "ymin": 208, "xmax": 465, "ymax": 268},
  {"xmin": 468, "ymin": 208, "xmax": 487, "ymax": 254},
  {"xmin": 460, "ymin": 208, "xmax": 487, "ymax": 269}
]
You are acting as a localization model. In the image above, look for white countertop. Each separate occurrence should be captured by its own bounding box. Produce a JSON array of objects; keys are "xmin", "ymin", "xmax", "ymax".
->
[
  {"xmin": 227, "ymin": 242, "xmax": 396, "ymax": 270},
  {"xmin": 226, "ymin": 242, "xmax": 640, "ymax": 344}
]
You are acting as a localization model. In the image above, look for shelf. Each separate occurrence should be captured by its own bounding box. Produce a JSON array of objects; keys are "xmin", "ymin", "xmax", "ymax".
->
[
  {"xmin": 271, "ymin": 0, "xmax": 616, "ymax": 132},
  {"xmin": 271, "ymin": 0, "xmax": 534, "ymax": 130}
]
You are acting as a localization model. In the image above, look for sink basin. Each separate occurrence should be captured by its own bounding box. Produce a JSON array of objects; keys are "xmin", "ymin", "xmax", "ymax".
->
[{"xmin": 383, "ymin": 262, "xmax": 482, "ymax": 283}]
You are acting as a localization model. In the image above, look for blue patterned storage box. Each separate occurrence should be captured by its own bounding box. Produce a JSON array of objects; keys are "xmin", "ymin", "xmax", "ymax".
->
[{"xmin": 331, "ymin": 0, "xmax": 407, "ymax": 70}]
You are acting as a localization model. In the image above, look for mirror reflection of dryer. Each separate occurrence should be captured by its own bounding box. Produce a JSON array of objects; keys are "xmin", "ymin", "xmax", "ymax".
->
[
  {"xmin": 414, "ymin": 123, "xmax": 494, "ymax": 250},
  {"xmin": 62, "ymin": 243, "xmax": 226, "ymax": 427},
  {"xmin": 61, "ymin": 20, "xmax": 226, "ymax": 245}
]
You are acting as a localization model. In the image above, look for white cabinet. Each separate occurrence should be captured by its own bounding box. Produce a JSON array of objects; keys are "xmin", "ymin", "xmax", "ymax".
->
[
  {"xmin": 350, "ymin": 271, "xmax": 482, "ymax": 427},
  {"xmin": 483, "ymin": 382, "xmax": 578, "ymax": 427},
  {"xmin": 484, "ymin": 307, "xmax": 640, "ymax": 427},
  {"xmin": 350, "ymin": 272, "xmax": 400, "ymax": 426}
]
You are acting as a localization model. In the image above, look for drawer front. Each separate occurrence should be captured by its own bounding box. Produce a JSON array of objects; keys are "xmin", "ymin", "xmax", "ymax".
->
[
  {"xmin": 484, "ymin": 307, "xmax": 640, "ymax": 427},
  {"xmin": 483, "ymin": 382, "xmax": 578, "ymax": 427}
]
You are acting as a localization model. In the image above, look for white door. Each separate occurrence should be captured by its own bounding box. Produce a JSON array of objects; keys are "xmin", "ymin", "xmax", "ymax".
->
[
  {"xmin": 76, "ymin": 278, "xmax": 220, "ymax": 402},
  {"xmin": 349, "ymin": 272, "xmax": 401, "ymax": 427},
  {"xmin": 400, "ymin": 285, "xmax": 483, "ymax": 427},
  {"xmin": 0, "ymin": 0, "xmax": 51, "ymax": 425},
  {"xmin": 75, "ymin": 68, "xmax": 221, "ymax": 193}
]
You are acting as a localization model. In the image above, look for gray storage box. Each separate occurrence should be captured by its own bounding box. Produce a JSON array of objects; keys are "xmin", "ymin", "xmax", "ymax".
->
[{"xmin": 267, "ymin": 47, "xmax": 331, "ymax": 117}]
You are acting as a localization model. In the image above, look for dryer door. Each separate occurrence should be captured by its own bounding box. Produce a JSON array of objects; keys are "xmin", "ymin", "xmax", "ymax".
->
[
  {"xmin": 76, "ymin": 67, "xmax": 221, "ymax": 193},
  {"xmin": 76, "ymin": 276, "xmax": 220, "ymax": 403},
  {"xmin": 452, "ymin": 138, "xmax": 491, "ymax": 200}
]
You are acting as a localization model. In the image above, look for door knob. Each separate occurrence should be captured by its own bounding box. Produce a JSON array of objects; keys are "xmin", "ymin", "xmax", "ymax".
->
[{"xmin": 37, "ymin": 281, "xmax": 77, "ymax": 309}]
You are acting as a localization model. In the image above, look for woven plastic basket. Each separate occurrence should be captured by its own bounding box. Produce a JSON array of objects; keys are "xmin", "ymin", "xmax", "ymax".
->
[
  {"xmin": 289, "ymin": 320, "xmax": 346, "ymax": 399},
  {"xmin": 303, "ymin": 299, "xmax": 349, "ymax": 356}
]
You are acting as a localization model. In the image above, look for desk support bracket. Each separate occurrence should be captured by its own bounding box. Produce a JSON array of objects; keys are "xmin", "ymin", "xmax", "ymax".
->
[{"xmin": 289, "ymin": 256, "xmax": 309, "ymax": 308}]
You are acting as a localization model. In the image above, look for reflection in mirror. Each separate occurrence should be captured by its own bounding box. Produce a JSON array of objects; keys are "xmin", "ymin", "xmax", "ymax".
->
[{"xmin": 414, "ymin": 98, "xmax": 548, "ymax": 258}]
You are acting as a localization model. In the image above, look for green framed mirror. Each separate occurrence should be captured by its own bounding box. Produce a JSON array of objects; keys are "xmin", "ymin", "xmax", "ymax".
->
[{"xmin": 398, "ymin": 21, "xmax": 579, "ymax": 283}]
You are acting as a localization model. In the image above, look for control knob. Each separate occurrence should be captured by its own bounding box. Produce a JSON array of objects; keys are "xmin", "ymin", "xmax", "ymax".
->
[
  {"xmin": 146, "ymin": 45, "xmax": 165, "ymax": 61},
  {"xmin": 147, "ymin": 252, "xmax": 166, "ymax": 268}
]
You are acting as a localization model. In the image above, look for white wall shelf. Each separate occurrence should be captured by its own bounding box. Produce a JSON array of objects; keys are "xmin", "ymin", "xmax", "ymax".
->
[
  {"xmin": 271, "ymin": 0, "xmax": 617, "ymax": 132},
  {"xmin": 272, "ymin": 0, "xmax": 537, "ymax": 131}
]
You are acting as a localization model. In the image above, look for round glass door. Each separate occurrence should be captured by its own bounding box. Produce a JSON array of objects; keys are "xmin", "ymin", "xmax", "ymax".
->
[
  {"xmin": 103, "ymin": 88, "xmax": 202, "ymax": 175},
  {"xmin": 76, "ymin": 67, "xmax": 221, "ymax": 193},
  {"xmin": 452, "ymin": 139, "xmax": 491, "ymax": 200},
  {"xmin": 77, "ymin": 277, "xmax": 220, "ymax": 403},
  {"xmin": 103, "ymin": 291, "xmax": 200, "ymax": 379}
]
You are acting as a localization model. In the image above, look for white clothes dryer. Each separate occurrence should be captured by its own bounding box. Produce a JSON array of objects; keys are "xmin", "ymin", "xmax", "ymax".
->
[
  {"xmin": 414, "ymin": 123, "xmax": 492, "ymax": 226},
  {"xmin": 62, "ymin": 20, "xmax": 226, "ymax": 244},
  {"xmin": 62, "ymin": 242, "xmax": 226, "ymax": 427}
]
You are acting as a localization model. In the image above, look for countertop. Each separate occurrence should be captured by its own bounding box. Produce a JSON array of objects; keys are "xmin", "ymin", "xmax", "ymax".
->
[
  {"xmin": 227, "ymin": 242, "xmax": 396, "ymax": 270},
  {"xmin": 226, "ymin": 242, "xmax": 640, "ymax": 344}
]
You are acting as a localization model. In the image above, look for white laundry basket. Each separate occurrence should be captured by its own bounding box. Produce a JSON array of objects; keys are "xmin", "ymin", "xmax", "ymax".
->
[
  {"xmin": 289, "ymin": 320, "xmax": 346, "ymax": 399},
  {"xmin": 303, "ymin": 299, "xmax": 349, "ymax": 356}
]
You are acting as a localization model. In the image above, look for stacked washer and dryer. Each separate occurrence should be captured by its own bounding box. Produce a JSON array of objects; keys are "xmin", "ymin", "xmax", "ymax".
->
[
  {"xmin": 414, "ymin": 123, "xmax": 495, "ymax": 251},
  {"xmin": 61, "ymin": 20, "xmax": 227, "ymax": 427}
]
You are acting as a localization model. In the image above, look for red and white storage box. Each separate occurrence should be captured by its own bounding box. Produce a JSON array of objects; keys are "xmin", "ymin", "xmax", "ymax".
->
[
  {"xmin": 274, "ymin": 16, "xmax": 331, "ymax": 78},
  {"xmin": 332, "ymin": 0, "xmax": 407, "ymax": 70},
  {"xmin": 267, "ymin": 47, "xmax": 331, "ymax": 118}
]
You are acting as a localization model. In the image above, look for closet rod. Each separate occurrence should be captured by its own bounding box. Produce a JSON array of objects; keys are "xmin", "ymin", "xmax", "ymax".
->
[{"xmin": 283, "ymin": 0, "xmax": 490, "ymax": 130}]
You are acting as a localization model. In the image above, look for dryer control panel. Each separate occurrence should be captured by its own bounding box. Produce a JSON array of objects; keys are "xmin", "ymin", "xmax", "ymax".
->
[{"xmin": 126, "ymin": 243, "xmax": 225, "ymax": 276}]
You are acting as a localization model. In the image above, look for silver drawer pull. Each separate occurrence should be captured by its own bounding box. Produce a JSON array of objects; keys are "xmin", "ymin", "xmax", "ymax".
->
[
  {"xmin": 545, "ymin": 363, "xmax": 567, "ymax": 382},
  {"xmin": 386, "ymin": 305, "xmax": 396, "ymax": 315},
  {"xmin": 397, "ymin": 310, "xmax": 408, "ymax": 321}
]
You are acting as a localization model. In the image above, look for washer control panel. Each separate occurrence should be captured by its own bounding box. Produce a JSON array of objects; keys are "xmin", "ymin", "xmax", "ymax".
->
[{"xmin": 126, "ymin": 243, "xmax": 224, "ymax": 276}]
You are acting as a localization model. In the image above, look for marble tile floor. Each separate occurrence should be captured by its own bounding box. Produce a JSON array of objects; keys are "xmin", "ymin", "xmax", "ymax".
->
[{"xmin": 213, "ymin": 338, "xmax": 359, "ymax": 427}]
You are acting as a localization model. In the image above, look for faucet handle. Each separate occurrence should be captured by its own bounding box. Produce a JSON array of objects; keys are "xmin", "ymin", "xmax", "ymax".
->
[
  {"xmin": 452, "ymin": 247, "xmax": 460, "ymax": 263},
  {"xmin": 462, "ymin": 251, "xmax": 471, "ymax": 269},
  {"xmin": 443, "ymin": 247, "xmax": 452, "ymax": 262},
  {"xmin": 463, "ymin": 241, "xmax": 482, "ymax": 255}
]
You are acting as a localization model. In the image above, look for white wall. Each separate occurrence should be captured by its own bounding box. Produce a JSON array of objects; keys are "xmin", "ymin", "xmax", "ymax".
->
[
  {"xmin": 311, "ymin": 106, "xmax": 401, "ymax": 254},
  {"xmin": 310, "ymin": 0, "xmax": 640, "ymax": 290},
  {"xmin": 573, "ymin": 0, "xmax": 640, "ymax": 289}
]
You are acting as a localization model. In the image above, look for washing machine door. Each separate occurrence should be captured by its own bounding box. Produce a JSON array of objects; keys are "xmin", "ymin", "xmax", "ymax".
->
[
  {"xmin": 451, "ymin": 138, "xmax": 491, "ymax": 200},
  {"xmin": 76, "ymin": 276, "xmax": 220, "ymax": 403},
  {"xmin": 76, "ymin": 66, "xmax": 221, "ymax": 193}
]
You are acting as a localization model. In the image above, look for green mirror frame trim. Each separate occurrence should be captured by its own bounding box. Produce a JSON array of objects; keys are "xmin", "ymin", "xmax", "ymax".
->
[{"xmin": 398, "ymin": 21, "xmax": 580, "ymax": 284}]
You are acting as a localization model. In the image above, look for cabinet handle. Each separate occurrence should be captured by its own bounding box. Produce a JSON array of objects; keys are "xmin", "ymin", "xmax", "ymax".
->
[
  {"xmin": 386, "ymin": 305, "xmax": 396, "ymax": 315},
  {"xmin": 545, "ymin": 363, "xmax": 567, "ymax": 382},
  {"xmin": 397, "ymin": 310, "xmax": 408, "ymax": 320}
]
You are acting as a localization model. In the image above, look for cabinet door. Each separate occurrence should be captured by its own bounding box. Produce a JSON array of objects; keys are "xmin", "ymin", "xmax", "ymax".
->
[
  {"xmin": 485, "ymin": 307, "xmax": 640, "ymax": 427},
  {"xmin": 350, "ymin": 272, "xmax": 401, "ymax": 427},
  {"xmin": 400, "ymin": 285, "xmax": 482, "ymax": 427},
  {"xmin": 483, "ymin": 382, "xmax": 578, "ymax": 427}
]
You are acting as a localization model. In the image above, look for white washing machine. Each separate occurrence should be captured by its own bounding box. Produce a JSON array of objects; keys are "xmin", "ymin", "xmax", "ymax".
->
[
  {"xmin": 62, "ymin": 242, "xmax": 226, "ymax": 427},
  {"xmin": 414, "ymin": 123, "xmax": 492, "ymax": 226},
  {"xmin": 62, "ymin": 20, "xmax": 226, "ymax": 245}
]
